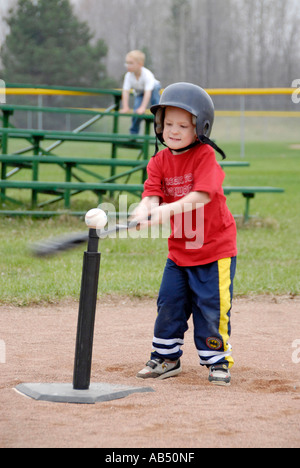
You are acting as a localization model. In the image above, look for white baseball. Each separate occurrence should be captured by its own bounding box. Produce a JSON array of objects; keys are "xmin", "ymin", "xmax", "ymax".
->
[{"xmin": 85, "ymin": 208, "xmax": 108, "ymax": 229}]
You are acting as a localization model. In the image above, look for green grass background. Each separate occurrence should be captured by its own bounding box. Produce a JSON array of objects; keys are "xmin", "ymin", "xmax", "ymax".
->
[{"xmin": 0, "ymin": 135, "xmax": 299, "ymax": 305}]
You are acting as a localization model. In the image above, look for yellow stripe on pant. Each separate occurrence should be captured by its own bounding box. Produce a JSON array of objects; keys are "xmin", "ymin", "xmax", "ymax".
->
[{"xmin": 218, "ymin": 257, "xmax": 234, "ymax": 369}]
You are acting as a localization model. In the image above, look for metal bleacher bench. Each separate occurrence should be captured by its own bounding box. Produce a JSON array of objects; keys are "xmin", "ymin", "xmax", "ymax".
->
[
  {"xmin": 0, "ymin": 124, "xmax": 156, "ymax": 209},
  {"xmin": 0, "ymin": 127, "xmax": 156, "ymax": 148},
  {"xmin": 0, "ymin": 95, "xmax": 285, "ymax": 221},
  {"xmin": 0, "ymin": 153, "xmax": 149, "ymax": 209},
  {"xmin": 0, "ymin": 179, "xmax": 284, "ymax": 221},
  {"xmin": 0, "ymin": 152, "xmax": 284, "ymax": 221},
  {"xmin": 223, "ymin": 186, "xmax": 284, "ymax": 221}
]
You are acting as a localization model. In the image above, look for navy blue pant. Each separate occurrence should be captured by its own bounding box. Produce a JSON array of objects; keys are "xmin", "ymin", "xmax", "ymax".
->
[{"xmin": 151, "ymin": 257, "xmax": 237, "ymax": 368}]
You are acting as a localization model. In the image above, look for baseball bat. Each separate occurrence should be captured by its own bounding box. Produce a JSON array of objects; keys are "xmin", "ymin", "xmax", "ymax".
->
[{"xmin": 31, "ymin": 220, "xmax": 142, "ymax": 257}]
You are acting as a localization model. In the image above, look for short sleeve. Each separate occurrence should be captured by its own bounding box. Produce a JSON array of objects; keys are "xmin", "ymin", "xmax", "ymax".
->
[
  {"xmin": 142, "ymin": 156, "xmax": 164, "ymax": 200},
  {"xmin": 142, "ymin": 68, "xmax": 156, "ymax": 91},
  {"xmin": 192, "ymin": 146, "xmax": 225, "ymax": 200},
  {"xmin": 123, "ymin": 72, "xmax": 132, "ymax": 91}
]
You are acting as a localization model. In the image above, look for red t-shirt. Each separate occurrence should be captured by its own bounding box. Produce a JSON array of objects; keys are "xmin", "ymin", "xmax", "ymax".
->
[{"xmin": 142, "ymin": 144, "xmax": 237, "ymax": 266}]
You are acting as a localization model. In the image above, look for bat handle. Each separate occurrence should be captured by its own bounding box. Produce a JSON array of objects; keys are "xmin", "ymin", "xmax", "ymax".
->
[{"xmin": 87, "ymin": 228, "xmax": 99, "ymax": 253}]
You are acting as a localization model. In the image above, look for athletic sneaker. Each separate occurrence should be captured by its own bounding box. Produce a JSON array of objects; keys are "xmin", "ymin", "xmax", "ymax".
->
[
  {"xmin": 136, "ymin": 358, "xmax": 182, "ymax": 380},
  {"xmin": 208, "ymin": 364, "xmax": 231, "ymax": 386}
]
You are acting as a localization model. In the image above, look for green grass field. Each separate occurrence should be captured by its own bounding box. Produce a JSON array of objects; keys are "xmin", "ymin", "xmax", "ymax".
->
[{"xmin": 0, "ymin": 140, "xmax": 299, "ymax": 305}]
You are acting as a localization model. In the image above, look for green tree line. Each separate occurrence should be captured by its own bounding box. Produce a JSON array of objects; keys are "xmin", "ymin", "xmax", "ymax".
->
[{"xmin": 0, "ymin": 0, "xmax": 117, "ymax": 88}]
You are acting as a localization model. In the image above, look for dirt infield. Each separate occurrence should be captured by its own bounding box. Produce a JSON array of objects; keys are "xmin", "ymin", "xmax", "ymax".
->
[{"xmin": 0, "ymin": 295, "xmax": 299, "ymax": 448}]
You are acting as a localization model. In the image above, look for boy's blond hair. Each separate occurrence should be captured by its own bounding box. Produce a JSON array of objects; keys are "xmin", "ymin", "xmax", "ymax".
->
[{"xmin": 126, "ymin": 50, "xmax": 145, "ymax": 65}]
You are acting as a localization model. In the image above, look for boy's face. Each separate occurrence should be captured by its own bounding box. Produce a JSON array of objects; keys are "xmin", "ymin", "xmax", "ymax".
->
[
  {"xmin": 163, "ymin": 107, "xmax": 197, "ymax": 153},
  {"xmin": 125, "ymin": 56, "xmax": 142, "ymax": 73}
]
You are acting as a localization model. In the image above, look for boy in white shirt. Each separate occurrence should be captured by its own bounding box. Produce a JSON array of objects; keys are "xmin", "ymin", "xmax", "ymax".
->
[{"xmin": 121, "ymin": 50, "xmax": 161, "ymax": 134}]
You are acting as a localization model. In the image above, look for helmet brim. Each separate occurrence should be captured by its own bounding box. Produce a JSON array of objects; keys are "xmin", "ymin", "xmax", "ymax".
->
[{"xmin": 150, "ymin": 103, "xmax": 197, "ymax": 117}]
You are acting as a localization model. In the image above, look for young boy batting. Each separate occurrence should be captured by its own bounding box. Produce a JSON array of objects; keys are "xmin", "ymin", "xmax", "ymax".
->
[{"xmin": 131, "ymin": 82, "xmax": 237, "ymax": 386}]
